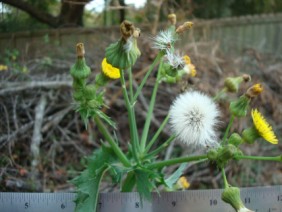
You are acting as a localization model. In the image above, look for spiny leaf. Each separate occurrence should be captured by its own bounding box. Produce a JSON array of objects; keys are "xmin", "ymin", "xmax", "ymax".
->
[
  {"xmin": 164, "ymin": 163, "xmax": 187, "ymax": 189},
  {"xmin": 71, "ymin": 146, "xmax": 116, "ymax": 212}
]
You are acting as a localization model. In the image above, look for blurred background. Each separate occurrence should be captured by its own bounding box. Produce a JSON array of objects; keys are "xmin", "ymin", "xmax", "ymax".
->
[{"xmin": 0, "ymin": 0, "xmax": 281, "ymax": 192}]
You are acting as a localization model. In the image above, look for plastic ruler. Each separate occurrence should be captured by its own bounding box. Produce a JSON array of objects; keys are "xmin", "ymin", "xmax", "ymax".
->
[{"xmin": 0, "ymin": 185, "xmax": 282, "ymax": 212}]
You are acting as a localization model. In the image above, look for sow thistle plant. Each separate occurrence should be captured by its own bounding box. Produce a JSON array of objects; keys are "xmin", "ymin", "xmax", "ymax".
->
[{"xmin": 70, "ymin": 14, "xmax": 280, "ymax": 212}]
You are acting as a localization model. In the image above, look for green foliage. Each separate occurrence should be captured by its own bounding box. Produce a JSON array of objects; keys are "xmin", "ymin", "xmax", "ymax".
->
[
  {"xmin": 164, "ymin": 163, "xmax": 187, "ymax": 189},
  {"xmin": 71, "ymin": 146, "xmax": 115, "ymax": 212}
]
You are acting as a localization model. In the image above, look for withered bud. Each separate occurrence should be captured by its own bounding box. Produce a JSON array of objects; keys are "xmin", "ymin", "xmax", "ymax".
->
[
  {"xmin": 168, "ymin": 13, "xmax": 177, "ymax": 25},
  {"xmin": 242, "ymin": 74, "xmax": 251, "ymax": 82},
  {"xmin": 176, "ymin": 21, "xmax": 193, "ymax": 33},
  {"xmin": 76, "ymin": 43, "xmax": 85, "ymax": 58},
  {"xmin": 245, "ymin": 83, "xmax": 263, "ymax": 98},
  {"xmin": 120, "ymin": 20, "xmax": 135, "ymax": 40},
  {"xmin": 133, "ymin": 28, "xmax": 141, "ymax": 38}
]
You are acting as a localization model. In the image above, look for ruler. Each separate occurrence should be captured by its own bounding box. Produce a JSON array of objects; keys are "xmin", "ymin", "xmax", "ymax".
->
[{"xmin": 0, "ymin": 186, "xmax": 282, "ymax": 212}]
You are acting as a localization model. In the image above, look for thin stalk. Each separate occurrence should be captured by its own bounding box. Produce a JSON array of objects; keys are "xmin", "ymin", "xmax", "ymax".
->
[
  {"xmin": 143, "ymin": 135, "xmax": 176, "ymax": 160},
  {"xmin": 213, "ymin": 87, "xmax": 227, "ymax": 101},
  {"xmin": 140, "ymin": 59, "xmax": 163, "ymax": 152},
  {"xmin": 120, "ymin": 69, "xmax": 140, "ymax": 163},
  {"xmin": 94, "ymin": 116, "xmax": 131, "ymax": 167},
  {"xmin": 144, "ymin": 114, "xmax": 170, "ymax": 154},
  {"xmin": 146, "ymin": 155, "xmax": 208, "ymax": 169},
  {"xmin": 235, "ymin": 155, "xmax": 282, "ymax": 162},
  {"xmin": 128, "ymin": 67, "xmax": 134, "ymax": 102},
  {"xmin": 222, "ymin": 115, "xmax": 235, "ymax": 145},
  {"xmin": 221, "ymin": 168, "xmax": 229, "ymax": 188},
  {"xmin": 133, "ymin": 52, "xmax": 163, "ymax": 102}
]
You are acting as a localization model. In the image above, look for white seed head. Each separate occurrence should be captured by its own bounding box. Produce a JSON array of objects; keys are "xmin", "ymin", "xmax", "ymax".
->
[
  {"xmin": 165, "ymin": 51, "xmax": 185, "ymax": 69},
  {"xmin": 169, "ymin": 91, "xmax": 220, "ymax": 149},
  {"xmin": 152, "ymin": 30, "xmax": 177, "ymax": 51}
]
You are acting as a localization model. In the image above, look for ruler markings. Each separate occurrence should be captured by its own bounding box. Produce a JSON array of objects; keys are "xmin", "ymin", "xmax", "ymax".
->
[{"xmin": 0, "ymin": 186, "xmax": 281, "ymax": 212}]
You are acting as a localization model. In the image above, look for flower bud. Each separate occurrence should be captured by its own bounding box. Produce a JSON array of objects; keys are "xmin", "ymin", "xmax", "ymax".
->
[
  {"xmin": 176, "ymin": 21, "xmax": 193, "ymax": 33},
  {"xmin": 228, "ymin": 133, "xmax": 243, "ymax": 146},
  {"xmin": 70, "ymin": 43, "xmax": 91, "ymax": 80},
  {"xmin": 207, "ymin": 148, "xmax": 218, "ymax": 161},
  {"xmin": 242, "ymin": 127, "xmax": 259, "ymax": 144},
  {"xmin": 222, "ymin": 187, "xmax": 253, "ymax": 212},
  {"xmin": 230, "ymin": 95, "xmax": 250, "ymax": 117},
  {"xmin": 217, "ymin": 144, "xmax": 240, "ymax": 167},
  {"xmin": 168, "ymin": 13, "xmax": 177, "ymax": 25},
  {"xmin": 105, "ymin": 20, "xmax": 141, "ymax": 69}
]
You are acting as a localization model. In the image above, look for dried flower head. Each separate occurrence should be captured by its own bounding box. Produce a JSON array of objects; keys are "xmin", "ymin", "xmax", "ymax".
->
[
  {"xmin": 246, "ymin": 83, "xmax": 263, "ymax": 98},
  {"xmin": 251, "ymin": 109, "xmax": 278, "ymax": 144},
  {"xmin": 169, "ymin": 91, "xmax": 220, "ymax": 148},
  {"xmin": 152, "ymin": 30, "xmax": 177, "ymax": 51},
  {"xmin": 176, "ymin": 21, "xmax": 193, "ymax": 33},
  {"xmin": 101, "ymin": 58, "xmax": 120, "ymax": 79},
  {"xmin": 168, "ymin": 13, "xmax": 177, "ymax": 25}
]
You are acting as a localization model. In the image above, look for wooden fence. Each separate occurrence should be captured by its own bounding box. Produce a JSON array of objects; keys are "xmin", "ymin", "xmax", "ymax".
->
[{"xmin": 0, "ymin": 13, "xmax": 282, "ymax": 60}]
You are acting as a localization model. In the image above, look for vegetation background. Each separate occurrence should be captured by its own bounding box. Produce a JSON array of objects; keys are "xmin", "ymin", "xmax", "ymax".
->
[{"xmin": 0, "ymin": 0, "xmax": 281, "ymax": 192}]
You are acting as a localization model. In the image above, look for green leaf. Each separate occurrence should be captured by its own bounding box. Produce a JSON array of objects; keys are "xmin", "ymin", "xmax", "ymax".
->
[
  {"xmin": 71, "ymin": 146, "xmax": 116, "ymax": 212},
  {"xmin": 121, "ymin": 171, "xmax": 136, "ymax": 192},
  {"xmin": 164, "ymin": 163, "xmax": 187, "ymax": 189},
  {"xmin": 135, "ymin": 169, "xmax": 153, "ymax": 203}
]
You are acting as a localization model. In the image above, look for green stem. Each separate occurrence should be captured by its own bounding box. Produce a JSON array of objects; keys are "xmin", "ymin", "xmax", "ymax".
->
[
  {"xmin": 128, "ymin": 67, "xmax": 134, "ymax": 102},
  {"xmin": 120, "ymin": 69, "xmax": 140, "ymax": 163},
  {"xmin": 146, "ymin": 155, "xmax": 208, "ymax": 169},
  {"xmin": 222, "ymin": 115, "xmax": 235, "ymax": 145},
  {"xmin": 144, "ymin": 114, "xmax": 170, "ymax": 154},
  {"xmin": 140, "ymin": 59, "xmax": 163, "ymax": 152},
  {"xmin": 221, "ymin": 168, "xmax": 229, "ymax": 188},
  {"xmin": 213, "ymin": 88, "xmax": 227, "ymax": 101},
  {"xmin": 133, "ymin": 52, "xmax": 163, "ymax": 102},
  {"xmin": 143, "ymin": 135, "xmax": 176, "ymax": 160},
  {"xmin": 235, "ymin": 155, "xmax": 282, "ymax": 162},
  {"xmin": 94, "ymin": 116, "xmax": 131, "ymax": 167}
]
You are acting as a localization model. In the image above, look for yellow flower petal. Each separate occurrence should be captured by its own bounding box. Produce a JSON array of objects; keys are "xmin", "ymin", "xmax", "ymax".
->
[
  {"xmin": 177, "ymin": 176, "xmax": 190, "ymax": 189},
  {"xmin": 251, "ymin": 109, "xmax": 278, "ymax": 144},
  {"xmin": 182, "ymin": 55, "xmax": 191, "ymax": 65},
  {"xmin": 101, "ymin": 58, "xmax": 120, "ymax": 79}
]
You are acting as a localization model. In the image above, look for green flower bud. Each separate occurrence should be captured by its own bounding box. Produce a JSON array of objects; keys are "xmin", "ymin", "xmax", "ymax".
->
[
  {"xmin": 105, "ymin": 20, "xmax": 141, "ymax": 69},
  {"xmin": 72, "ymin": 78, "xmax": 85, "ymax": 90},
  {"xmin": 242, "ymin": 127, "xmax": 259, "ymax": 144},
  {"xmin": 222, "ymin": 187, "xmax": 253, "ymax": 212},
  {"xmin": 163, "ymin": 63, "xmax": 177, "ymax": 77},
  {"xmin": 217, "ymin": 144, "xmax": 240, "ymax": 167},
  {"xmin": 73, "ymin": 90, "xmax": 84, "ymax": 101},
  {"xmin": 95, "ymin": 73, "xmax": 109, "ymax": 88},
  {"xmin": 207, "ymin": 149, "xmax": 218, "ymax": 161},
  {"xmin": 230, "ymin": 95, "xmax": 250, "ymax": 117},
  {"xmin": 224, "ymin": 74, "xmax": 251, "ymax": 93},
  {"xmin": 83, "ymin": 85, "xmax": 97, "ymax": 100},
  {"xmin": 228, "ymin": 133, "xmax": 243, "ymax": 146},
  {"xmin": 70, "ymin": 43, "xmax": 91, "ymax": 80}
]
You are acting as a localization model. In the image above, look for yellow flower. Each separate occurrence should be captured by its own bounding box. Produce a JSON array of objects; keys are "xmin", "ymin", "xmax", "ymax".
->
[
  {"xmin": 182, "ymin": 55, "xmax": 191, "ymax": 64},
  {"xmin": 188, "ymin": 64, "xmax": 197, "ymax": 77},
  {"xmin": 101, "ymin": 58, "xmax": 120, "ymax": 79},
  {"xmin": 0, "ymin": 65, "xmax": 8, "ymax": 71},
  {"xmin": 251, "ymin": 109, "xmax": 278, "ymax": 144},
  {"xmin": 246, "ymin": 83, "xmax": 263, "ymax": 98},
  {"xmin": 177, "ymin": 176, "xmax": 190, "ymax": 189}
]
